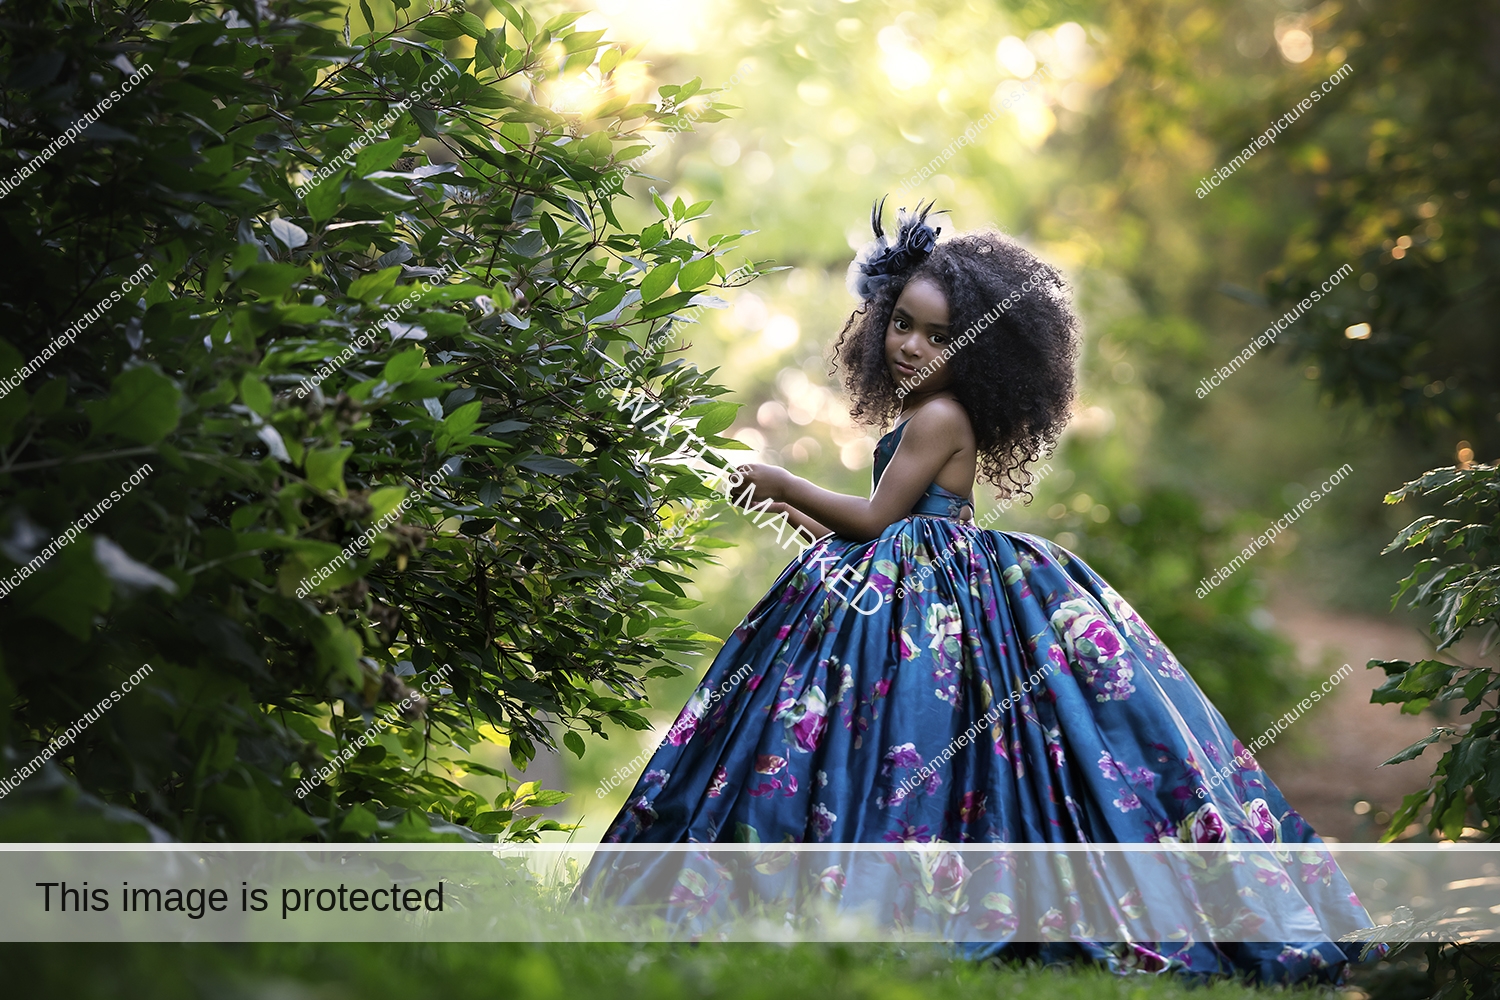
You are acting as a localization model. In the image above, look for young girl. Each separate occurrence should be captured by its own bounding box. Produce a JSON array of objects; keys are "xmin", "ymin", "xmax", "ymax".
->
[{"xmin": 583, "ymin": 202, "xmax": 1374, "ymax": 983}]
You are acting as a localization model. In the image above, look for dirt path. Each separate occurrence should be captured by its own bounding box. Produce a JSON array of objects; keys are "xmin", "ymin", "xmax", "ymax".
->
[{"xmin": 1255, "ymin": 594, "xmax": 1440, "ymax": 841}]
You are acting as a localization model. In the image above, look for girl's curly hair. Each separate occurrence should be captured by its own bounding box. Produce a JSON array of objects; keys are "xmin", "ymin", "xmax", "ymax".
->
[{"xmin": 831, "ymin": 222, "xmax": 1080, "ymax": 499}]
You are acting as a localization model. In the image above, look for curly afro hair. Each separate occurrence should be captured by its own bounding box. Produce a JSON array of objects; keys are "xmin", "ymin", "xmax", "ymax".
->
[{"xmin": 831, "ymin": 228, "xmax": 1080, "ymax": 498}]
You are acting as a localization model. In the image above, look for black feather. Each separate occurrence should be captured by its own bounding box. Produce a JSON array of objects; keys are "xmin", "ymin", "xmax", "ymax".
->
[{"xmin": 846, "ymin": 196, "xmax": 947, "ymax": 301}]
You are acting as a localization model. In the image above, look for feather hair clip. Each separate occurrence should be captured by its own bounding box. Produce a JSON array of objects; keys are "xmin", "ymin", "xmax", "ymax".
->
[{"xmin": 845, "ymin": 196, "xmax": 945, "ymax": 301}]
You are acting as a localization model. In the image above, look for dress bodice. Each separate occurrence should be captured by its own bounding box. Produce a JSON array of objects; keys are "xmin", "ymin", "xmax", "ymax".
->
[{"xmin": 872, "ymin": 420, "xmax": 975, "ymax": 520}]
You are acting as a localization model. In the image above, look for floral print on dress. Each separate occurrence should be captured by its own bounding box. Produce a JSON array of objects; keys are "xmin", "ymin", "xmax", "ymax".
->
[
  {"xmin": 1050, "ymin": 599, "xmax": 1136, "ymax": 701},
  {"xmin": 775, "ymin": 685, "xmax": 828, "ymax": 753},
  {"xmin": 583, "ymin": 475, "xmax": 1377, "ymax": 985}
]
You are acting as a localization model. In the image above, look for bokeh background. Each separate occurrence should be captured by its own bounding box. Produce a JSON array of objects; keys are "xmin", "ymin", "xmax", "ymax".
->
[{"xmin": 431, "ymin": 0, "xmax": 1486, "ymax": 846}]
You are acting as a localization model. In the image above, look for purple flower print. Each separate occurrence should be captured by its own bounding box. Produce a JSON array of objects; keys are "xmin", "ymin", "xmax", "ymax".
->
[
  {"xmin": 1047, "ymin": 643, "xmax": 1068, "ymax": 675},
  {"xmin": 1145, "ymin": 819, "xmax": 1179, "ymax": 844},
  {"xmin": 954, "ymin": 791, "xmax": 986, "ymax": 825},
  {"xmin": 1231, "ymin": 739, "xmax": 1258, "ymax": 772},
  {"xmin": 1296, "ymin": 851, "xmax": 1336, "ymax": 884},
  {"xmin": 925, "ymin": 602, "xmax": 963, "ymax": 653},
  {"xmin": 1112, "ymin": 791, "xmax": 1143, "ymax": 813},
  {"xmin": 783, "ymin": 774, "xmax": 799, "ymax": 796},
  {"xmin": 810, "ymin": 802, "xmax": 837, "ymax": 840},
  {"xmin": 1002, "ymin": 564, "xmax": 1032, "ymax": 598},
  {"xmin": 775, "ymin": 685, "xmax": 828, "ymax": 753},
  {"xmin": 666, "ymin": 689, "xmax": 710, "ymax": 745},
  {"xmin": 1045, "ymin": 734, "xmax": 1065, "ymax": 768},
  {"xmin": 1245, "ymin": 797, "xmax": 1282, "ymax": 843},
  {"xmin": 747, "ymin": 779, "xmax": 782, "ymax": 797},
  {"xmin": 882, "ymin": 742, "xmax": 923, "ymax": 775},
  {"xmin": 1039, "ymin": 907, "xmax": 1068, "ymax": 940},
  {"xmin": 1098, "ymin": 750, "xmax": 1157, "ymax": 789},
  {"xmin": 666, "ymin": 869, "xmax": 718, "ymax": 918},
  {"xmin": 883, "ymin": 822, "xmax": 932, "ymax": 843},
  {"xmin": 929, "ymin": 852, "xmax": 971, "ymax": 899},
  {"xmin": 1253, "ymin": 864, "xmax": 1292, "ymax": 892},
  {"xmin": 976, "ymin": 892, "xmax": 1019, "ymax": 933},
  {"xmin": 1050, "ymin": 600, "xmax": 1136, "ymax": 701},
  {"xmin": 755, "ymin": 754, "xmax": 788, "ymax": 775},
  {"xmin": 1156, "ymin": 656, "xmax": 1188, "ymax": 682},
  {"xmin": 1076, "ymin": 617, "xmax": 1125, "ymax": 662},
  {"xmin": 629, "ymin": 795, "xmax": 657, "ymax": 827},
  {"xmin": 1183, "ymin": 802, "xmax": 1228, "ymax": 843},
  {"xmin": 835, "ymin": 661, "xmax": 855, "ymax": 703},
  {"xmin": 707, "ymin": 765, "xmax": 728, "ymax": 798},
  {"xmin": 817, "ymin": 864, "xmax": 846, "ymax": 895},
  {"xmin": 643, "ymin": 769, "xmax": 670, "ymax": 788},
  {"xmin": 898, "ymin": 627, "xmax": 919, "ymax": 662}
]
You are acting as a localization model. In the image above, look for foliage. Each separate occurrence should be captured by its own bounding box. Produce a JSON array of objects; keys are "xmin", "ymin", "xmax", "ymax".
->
[
  {"xmin": 1370, "ymin": 464, "xmax": 1500, "ymax": 842},
  {"xmin": 0, "ymin": 0, "xmax": 754, "ymax": 841},
  {"xmin": 0, "ymin": 941, "xmax": 1278, "ymax": 1000},
  {"xmin": 1260, "ymin": 0, "xmax": 1500, "ymax": 456}
]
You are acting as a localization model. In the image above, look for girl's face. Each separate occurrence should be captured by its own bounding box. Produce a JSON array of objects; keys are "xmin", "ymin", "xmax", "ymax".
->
[{"xmin": 884, "ymin": 276, "xmax": 954, "ymax": 401}]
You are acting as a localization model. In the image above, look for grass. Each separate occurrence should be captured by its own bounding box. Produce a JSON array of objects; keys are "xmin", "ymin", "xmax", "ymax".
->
[{"xmin": 2, "ymin": 942, "xmax": 1338, "ymax": 1000}]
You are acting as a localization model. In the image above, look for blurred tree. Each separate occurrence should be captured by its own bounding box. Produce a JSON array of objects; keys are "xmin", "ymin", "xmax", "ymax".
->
[{"xmin": 1252, "ymin": 0, "xmax": 1500, "ymax": 458}]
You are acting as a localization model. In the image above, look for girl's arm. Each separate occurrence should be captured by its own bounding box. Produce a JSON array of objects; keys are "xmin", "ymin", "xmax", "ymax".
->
[
  {"xmin": 757, "ymin": 500, "xmax": 833, "ymax": 541},
  {"xmin": 733, "ymin": 400, "xmax": 967, "ymax": 542}
]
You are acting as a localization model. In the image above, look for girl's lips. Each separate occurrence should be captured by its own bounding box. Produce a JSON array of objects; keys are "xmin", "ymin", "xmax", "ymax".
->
[{"xmin": 893, "ymin": 362, "xmax": 918, "ymax": 377}]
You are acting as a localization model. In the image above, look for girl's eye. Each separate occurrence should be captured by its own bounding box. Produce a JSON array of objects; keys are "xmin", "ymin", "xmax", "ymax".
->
[
  {"xmin": 893, "ymin": 318, "xmax": 910, "ymax": 331},
  {"xmin": 931, "ymin": 335, "xmax": 948, "ymax": 345}
]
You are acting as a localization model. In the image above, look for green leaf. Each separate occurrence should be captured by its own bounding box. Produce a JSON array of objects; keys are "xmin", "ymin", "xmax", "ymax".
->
[
  {"xmin": 639, "ymin": 260, "xmax": 680, "ymax": 302},
  {"xmin": 239, "ymin": 374, "xmax": 273, "ymax": 417},
  {"xmin": 693, "ymin": 401, "xmax": 739, "ymax": 437},
  {"xmin": 237, "ymin": 263, "xmax": 306, "ymax": 298},
  {"xmin": 517, "ymin": 455, "xmax": 582, "ymax": 476},
  {"xmin": 302, "ymin": 169, "xmax": 345, "ymax": 222},
  {"xmin": 355, "ymin": 137, "xmax": 408, "ymax": 176},
  {"xmin": 340, "ymin": 803, "xmax": 380, "ymax": 836},
  {"xmin": 1380, "ymin": 729, "xmax": 1448, "ymax": 766},
  {"xmin": 454, "ymin": 11, "xmax": 488, "ymax": 39},
  {"xmin": 563, "ymin": 731, "xmax": 586, "ymax": 758},
  {"xmin": 85, "ymin": 366, "xmax": 181, "ymax": 444},
  {"xmin": 350, "ymin": 266, "xmax": 404, "ymax": 303},
  {"xmin": 382, "ymin": 346, "xmax": 427, "ymax": 383},
  {"xmin": 368, "ymin": 486, "xmax": 408, "ymax": 522},
  {"xmin": 420, "ymin": 15, "xmax": 466, "ymax": 39},
  {"xmin": 637, "ymin": 289, "xmax": 697, "ymax": 320},
  {"xmin": 442, "ymin": 400, "xmax": 482, "ymax": 438},
  {"xmin": 677, "ymin": 256, "xmax": 718, "ymax": 291},
  {"xmin": 305, "ymin": 446, "xmax": 353, "ymax": 496}
]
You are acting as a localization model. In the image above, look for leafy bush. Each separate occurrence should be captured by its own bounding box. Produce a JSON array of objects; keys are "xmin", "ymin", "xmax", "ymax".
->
[
  {"xmin": 0, "ymin": 0, "xmax": 753, "ymax": 841},
  {"xmin": 1369, "ymin": 463, "xmax": 1500, "ymax": 842}
]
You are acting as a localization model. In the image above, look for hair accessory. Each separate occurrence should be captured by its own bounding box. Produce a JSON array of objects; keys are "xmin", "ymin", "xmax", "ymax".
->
[{"xmin": 845, "ymin": 196, "xmax": 945, "ymax": 301}]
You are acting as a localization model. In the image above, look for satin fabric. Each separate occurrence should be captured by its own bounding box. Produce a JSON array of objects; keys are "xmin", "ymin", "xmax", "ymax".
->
[{"xmin": 585, "ymin": 425, "xmax": 1378, "ymax": 983}]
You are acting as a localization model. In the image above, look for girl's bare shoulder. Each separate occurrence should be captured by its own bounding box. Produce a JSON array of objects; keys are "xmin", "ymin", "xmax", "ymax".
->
[{"xmin": 902, "ymin": 395, "xmax": 974, "ymax": 441}]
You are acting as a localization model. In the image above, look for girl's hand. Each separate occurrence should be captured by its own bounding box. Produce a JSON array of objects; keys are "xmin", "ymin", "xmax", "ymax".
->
[{"xmin": 731, "ymin": 462, "xmax": 792, "ymax": 504}]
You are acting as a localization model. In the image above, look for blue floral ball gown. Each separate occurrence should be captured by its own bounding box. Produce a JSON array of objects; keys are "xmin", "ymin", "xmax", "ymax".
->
[{"xmin": 583, "ymin": 420, "xmax": 1378, "ymax": 983}]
